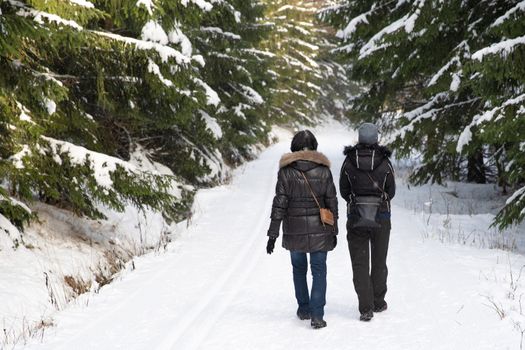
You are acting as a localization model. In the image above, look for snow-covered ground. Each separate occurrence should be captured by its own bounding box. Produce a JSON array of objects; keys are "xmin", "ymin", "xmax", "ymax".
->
[{"xmin": 8, "ymin": 121, "xmax": 525, "ymax": 350}]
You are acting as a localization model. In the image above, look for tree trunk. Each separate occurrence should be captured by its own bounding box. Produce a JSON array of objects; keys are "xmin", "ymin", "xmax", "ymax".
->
[{"xmin": 467, "ymin": 148, "xmax": 486, "ymax": 184}]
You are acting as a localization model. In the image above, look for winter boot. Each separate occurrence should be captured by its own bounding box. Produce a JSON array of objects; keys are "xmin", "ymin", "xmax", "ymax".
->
[
  {"xmin": 297, "ymin": 309, "xmax": 310, "ymax": 320},
  {"xmin": 374, "ymin": 302, "xmax": 388, "ymax": 313},
  {"xmin": 311, "ymin": 317, "xmax": 327, "ymax": 329},
  {"xmin": 359, "ymin": 310, "xmax": 374, "ymax": 322}
]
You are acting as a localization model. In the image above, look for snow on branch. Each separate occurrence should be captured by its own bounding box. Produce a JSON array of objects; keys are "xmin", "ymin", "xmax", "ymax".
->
[
  {"xmin": 168, "ymin": 25, "xmax": 193, "ymax": 57},
  {"xmin": 505, "ymin": 186, "xmax": 525, "ymax": 205},
  {"xmin": 147, "ymin": 59, "xmax": 173, "ymax": 87},
  {"xmin": 472, "ymin": 35, "xmax": 525, "ymax": 61},
  {"xmin": 194, "ymin": 78, "xmax": 220, "ymax": 106},
  {"xmin": 181, "ymin": 0, "xmax": 218, "ymax": 12},
  {"xmin": 336, "ymin": 13, "xmax": 369, "ymax": 40},
  {"xmin": 294, "ymin": 49, "xmax": 320, "ymax": 68},
  {"xmin": 136, "ymin": 0, "xmax": 155, "ymax": 15},
  {"xmin": 11, "ymin": 0, "xmax": 83, "ymax": 30},
  {"xmin": 291, "ymin": 38, "xmax": 319, "ymax": 51},
  {"xmin": 200, "ymin": 27, "xmax": 241, "ymax": 40},
  {"xmin": 240, "ymin": 48, "xmax": 276, "ymax": 58},
  {"xmin": 427, "ymin": 57, "xmax": 460, "ymax": 87},
  {"xmin": 92, "ymin": 30, "xmax": 190, "ymax": 64},
  {"xmin": 200, "ymin": 110, "xmax": 222, "ymax": 139},
  {"xmin": 457, "ymin": 93, "xmax": 525, "ymax": 152},
  {"xmin": 404, "ymin": 92, "xmax": 448, "ymax": 121},
  {"xmin": 359, "ymin": 0, "xmax": 425, "ymax": 59},
  {"xmin": 69, "ymin": 0, "xmax": 95, "ymax": 8},
  {"xmin": 276, "ymin": 5, "xmax": 316, "ymax": 13},
  {"xmin": 141, "ymin": 21, "xmax": 169, "ymax": 45},
  {"xmin": 491, "ymin": 1, "xmax": 525, "ymax": 27},
  {"xmin": 239, "ymin": 84, "xmax": 263, "ymax": 105},
  {"xmin": 317, "ymin": 3, "xmax": 351, "ymax": 16},
  {"xmin": 42, "ymin": 136, "xmax": 136, "ymax": 188},
  {"xmin": 387, "ymin": 94, "xmax": 480, "ymax": 143}
]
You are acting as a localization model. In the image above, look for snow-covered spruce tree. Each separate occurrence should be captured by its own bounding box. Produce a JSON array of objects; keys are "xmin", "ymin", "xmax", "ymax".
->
[
  {"xmin": 320, "ymin": 0, "xmax": 525, "ymax": 228},
  {"xmin": 185, "ymin": 0, "xmax": 274, "ymax": 166},
  {"xmin": 261, "ymin": 0, "xmax": 351, "ymax": 125},
  {"xmin": 0, "ymin": 0, "xmax": 278, "ymax": 232},
  {"xmin": 90, "ymin": 0, "xmax": 224, "ymax": 186},
  {"xmin": 0, "ymin": 0, "xmax": 273, "ymax": 232}
]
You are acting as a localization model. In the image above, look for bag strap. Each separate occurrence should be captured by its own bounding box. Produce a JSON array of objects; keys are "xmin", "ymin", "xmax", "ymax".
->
[
  {"xmin": 365, "ymin": 172, "xmax": 389, "ymax": 200},
  {"xmin": 300, "ymin": 171, "xmax": 328, "ymax": 228},
  {"xmin": 299, "ymin": 171, "xmax": 321, "ymax": 210}
]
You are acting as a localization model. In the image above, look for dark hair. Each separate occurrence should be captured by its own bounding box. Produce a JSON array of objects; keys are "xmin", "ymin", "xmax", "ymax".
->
[{"xmin": 291, "ymin": 130, "xmax": 318, "ymax": 152}]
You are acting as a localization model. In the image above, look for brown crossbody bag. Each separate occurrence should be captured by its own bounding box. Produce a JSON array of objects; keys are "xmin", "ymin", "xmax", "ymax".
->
[{"xmin": 300, "ymin": 171, "xmax": 335, "ymax": 227}]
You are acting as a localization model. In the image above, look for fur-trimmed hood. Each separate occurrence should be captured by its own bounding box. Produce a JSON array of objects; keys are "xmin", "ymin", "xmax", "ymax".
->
[
  {"xmin": 343, "ymin": 143, "xmax": 392, "ymax": 157},
  {"xmin": 343, "ymin": 143, "xmax": 391, "ymax": 171},
  {"xmin": 279, "ymin": 150, "xmax": 331, "ymax": 169}
]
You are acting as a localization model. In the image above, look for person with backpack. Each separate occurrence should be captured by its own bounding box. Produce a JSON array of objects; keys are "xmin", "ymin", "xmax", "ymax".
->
[
  {"xmin": 339, "ymin": 123, "xmax": 395, "ymax": 322},
  {"xmin": 266, "ymin": 130, "xmax": 338, "ymax": 329}
]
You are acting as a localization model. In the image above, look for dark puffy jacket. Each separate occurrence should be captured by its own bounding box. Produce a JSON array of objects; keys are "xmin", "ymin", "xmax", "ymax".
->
[
  {"xmin": 268, "ymin": 150, "xmax": 338, "ymax": 253},
  {"xmin": 339, "ymin": 144, "xmax": 395, "ymax": 214}
]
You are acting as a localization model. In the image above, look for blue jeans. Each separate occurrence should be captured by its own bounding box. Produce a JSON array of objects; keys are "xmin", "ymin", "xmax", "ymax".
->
[{"xmin": 290, "ymin": 251, "xmax": 327, "ymax": 318}]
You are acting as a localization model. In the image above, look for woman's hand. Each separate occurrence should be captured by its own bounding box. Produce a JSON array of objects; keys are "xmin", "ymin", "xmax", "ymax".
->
[{"xmin": 266, "ymin": 237, "xmax": 276, "ymax": 254}]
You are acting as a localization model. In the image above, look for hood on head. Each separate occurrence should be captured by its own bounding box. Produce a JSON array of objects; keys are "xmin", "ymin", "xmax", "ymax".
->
[
  {"xmin": 343, "ymin": 144, "xmax": 391, "ymax": 171},
  {"xmin": 279, "ymin": 150, "xmax": 331, "ymax": 171},
  {"xmin": 358, "ymin": 123, "xmax": 379, "ymax": 145}
]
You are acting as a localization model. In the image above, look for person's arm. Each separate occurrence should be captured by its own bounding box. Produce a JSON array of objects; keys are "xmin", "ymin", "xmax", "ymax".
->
[
  {"xmin": 268, "ymin": 168, "xmax": 289, "ymax": 239},
  {"xmin": 385, "ymin": 160, "xmax": 396, "ymax": 200},
  {"xmin": 325, "ymin": 170, "xmax": 339, "ymax": 234},
  {"xmin": 266, "ymin": 168, "xmax": 289, "ymax": 254},
  {"xmin": 339, "ymin": 158, "xmax": 352, "ymax": 202}
]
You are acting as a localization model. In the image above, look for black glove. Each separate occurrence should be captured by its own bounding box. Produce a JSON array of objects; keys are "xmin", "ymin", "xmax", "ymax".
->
[
  {"xmin": 266, "ymin": 237, "xmax": 276, "ymax": 255},
  {"xmin": 333, "ymin": 235, "xmax": 337, "ymax": 248}
]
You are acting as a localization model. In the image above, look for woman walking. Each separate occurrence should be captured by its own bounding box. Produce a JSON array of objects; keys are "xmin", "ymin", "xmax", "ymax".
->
[
  {"xmin": 339, "ymin": 123, "xmax": 395, "ymax": 322},
  {"xmin": 266, "ymin": 130, "xmax": 338, "ymax": 329}
]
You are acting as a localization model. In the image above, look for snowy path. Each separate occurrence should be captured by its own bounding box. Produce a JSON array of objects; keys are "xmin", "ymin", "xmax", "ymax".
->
[{"xmin": 22, "ymin": 123, "xmax": 524, "ymax": 350}]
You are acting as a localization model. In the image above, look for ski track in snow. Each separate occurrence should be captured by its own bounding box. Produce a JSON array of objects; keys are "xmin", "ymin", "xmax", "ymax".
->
[{"xmin": 20, "ymin": 122, "xmax": 525, "ymax": 350}]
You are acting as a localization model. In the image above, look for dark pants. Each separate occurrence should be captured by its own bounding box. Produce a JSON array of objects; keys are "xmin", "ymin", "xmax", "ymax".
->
[
  {"xmin": 290, "ymin": 251, "xmax": 327, "ymax": 318},
  {"xmin": 347, "ymin": 220, "xmax": 391, "ymax": 314}
]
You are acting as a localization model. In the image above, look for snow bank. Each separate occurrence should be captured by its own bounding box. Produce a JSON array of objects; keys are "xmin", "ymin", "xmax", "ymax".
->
[
  {"xmin": 18, "ymin": 121, "xmax": 525, "ymax": 350},
  {"xmin": 0, "ymin": 143, "xmax": 181, "ymax": 346}
]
